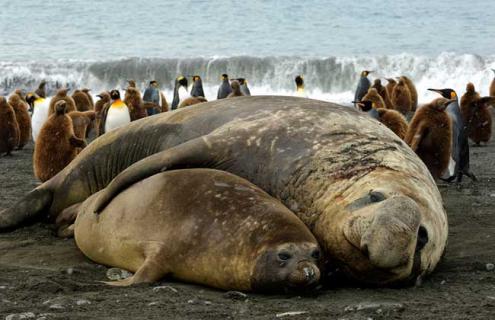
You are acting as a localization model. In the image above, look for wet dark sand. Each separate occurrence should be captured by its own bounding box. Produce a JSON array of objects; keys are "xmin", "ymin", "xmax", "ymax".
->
[{"xmin": 1, "ymin": 120, "xmax": 494, "ymax": 319}]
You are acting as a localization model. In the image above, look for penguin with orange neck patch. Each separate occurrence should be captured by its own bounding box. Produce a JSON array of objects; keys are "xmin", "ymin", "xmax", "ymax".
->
[
  {"xmin": 354, "ymin": 70, "xmax": 371, "ymax": 107},
  {"xmin": 405, "ymin": 98, "xmax": 454, "ymax": 179},
  {"xmin": 428, "ymin": 88, "xmax": 477, "ymax": 182},
  {"xmin": 102, "ymin": 90, "xmax": 131, "ymax": 133}
]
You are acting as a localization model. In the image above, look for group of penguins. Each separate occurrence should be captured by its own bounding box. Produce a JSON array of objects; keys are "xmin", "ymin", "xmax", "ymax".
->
[
  {"xmin": 0, "ymin": 70, "xmax": 494, "ymax": 184},
  {"xmin": 0, "ymin": 74, "xmax": 252, "ymax": 182},
  {"xmin": 353, "ymin": 70, "xmax": 495, "ymax": 182}
]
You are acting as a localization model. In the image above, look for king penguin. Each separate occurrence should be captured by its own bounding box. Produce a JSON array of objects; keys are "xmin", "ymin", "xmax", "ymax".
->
[
  {"xmin": 35, "ymin": 80, "xmax": 47, "ymax": 99},
  {"xmin": 171, "ymin": 76, "xmax": 189, "ymax": 110},
  {"xmin": 190, "ymin": 75, "xmax": 206, "ymax": 98},
  {"xmin": 428, "ymin": 88, "xmax": 476, "ymax": 182},
  {"xmin": 217, "ymin": 74, "xmax": 232, "ymax": 99},
  {"xmin": 103, "ymin": 90, "xmax": 131, "ymax": 133},
  {"xmin": 28, "ymin": 93, "xmax": 50, "ymax": 142},
  {"xmin": 354, "ymin": 70, "xmax": 372, "ymax": 107},
  {"xmin": 237, "ymin": 78, "xmax": 251, "ymax": 96},
  {"xmin": 295, "ymin": 75, "xmax": 307, "ymax": 98}
]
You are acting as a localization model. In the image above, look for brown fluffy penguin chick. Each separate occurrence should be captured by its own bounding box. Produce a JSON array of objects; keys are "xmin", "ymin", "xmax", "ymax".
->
[
  {"xmin": 0, "ymin": 97, "xmax": 20, "ymax": 156},
  {"xmin": 14, "ymin": 89, "xmax": 26, "ymax": 102},
  {"xmin": 178, "ymin": 96, "xmax": 208, "ymax": 108},
  {"xmin": 371, "ymin": 79, "xmax": 394, "ymax": 109},
  {"xmin": 385, "ymin": 78, "xmax": 397, "ymax": 99},
  {"xmin": 362, "ymin": 88, "xmax": 386, "ymax": 109},
  {"xmin": 8, "ymin": 94, "xmax": 31, "ymax": 149},
  {"xmin": 400, "ymin": 76, "xmax": 418, "ymax": 111},
  {"xmin": 460, "ymin": 82, "xmax": 481, "ymax": 122},
  {"xmin": 81, "ymin": 88, "xmax": 94, "ymax": 109},
  {"xmin": 72, "ymin": 89, "xmax": 92, "ymax": 112},
  {"xmin": 463, "ymin": 96, "xmax": 495, "ymax": 145},
  {"xmin": 376, "ymin": 108, "xmax": 408, "ymax": 140},
  {"xmin": 227, "ymin": 80, "xmax": 244, "ymax": 98},
  {"xmin": 34, "ymin": 101, "xmax": 86, "ymax": 182},
  {"xmin": 391, "ymin": 78, "xmax": 412, "ymax": 115},
  {"xmin": 405, "ymin": 97, "xmax": 453, "ymax": 179},
  {"xmin": 69, "ymin": 111, "xmax": 96, "ymax": 140},
  {"xmin": 49, "ymin": 89, "xmax": 76, "ymax": 115},
  {"xmin": 124, "ymin": 87, "xmax": 147, "ymax": 121},
  {"xmin": 95, "ymin": 91, "xmax": 110, "ymax": 136},
  {"xmin": 127, "ymin": 80, "xmax": 137, "ymax": 88}
]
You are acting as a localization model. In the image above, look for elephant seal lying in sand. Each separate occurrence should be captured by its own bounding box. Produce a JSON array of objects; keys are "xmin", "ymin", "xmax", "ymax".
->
[
  {"xmin": 70, "ymin": 169, "xmax": 321, "ymax": 292},
  {"xmin": 0, "ymin": 96, "xmax": 447, "ymax": 286}
]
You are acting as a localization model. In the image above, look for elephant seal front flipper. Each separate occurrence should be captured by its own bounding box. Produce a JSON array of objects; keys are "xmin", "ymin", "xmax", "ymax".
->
[
  {"xmin": 93, "ymin": 137, "xmax": 214, "ymax": 214},
  {"xmin": 0, "ymin": 187, "xmax": 53, "ymax": 231}
]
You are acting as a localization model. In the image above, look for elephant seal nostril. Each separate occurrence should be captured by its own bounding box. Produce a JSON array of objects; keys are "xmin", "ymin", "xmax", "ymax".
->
[{"xmin": 416, "ymin": 226, "xmax": 429, "ymax": 252}]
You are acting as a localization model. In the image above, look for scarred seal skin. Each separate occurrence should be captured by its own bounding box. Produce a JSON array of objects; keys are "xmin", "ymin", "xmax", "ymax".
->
[
  {"xmin": 71, "ymin": 169, "xmax": 321, "ymax": 292},
  {"xmin": 0, "ymin": 96, "xmax": 447, "ymax": 286}
]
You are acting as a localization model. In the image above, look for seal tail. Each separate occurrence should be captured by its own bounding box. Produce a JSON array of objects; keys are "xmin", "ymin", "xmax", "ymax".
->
[{"xmin": 0, "ymin": 187, "xmax": 53, "ymax": 231}]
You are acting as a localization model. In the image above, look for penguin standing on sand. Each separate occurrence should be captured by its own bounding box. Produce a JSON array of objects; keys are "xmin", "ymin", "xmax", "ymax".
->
[
  {"xmin": 217, "ymin": 74, "xmax": 232, "ymax": 99},
  {"xmin": 94, "ymin": 91, "xmax": 110, "ymax": 136},
  {"xmin": 391, "ymin": 78, "xmax": 412, "ymax": 116},
  {"xmin": 8, "ymin": 94, "xmax": 31, "ymax": 150},
  {"xmin": 400, "ymin": 76, "xmax": 418, "ymax": 111},
  {"xmin": 28, "ymin": 93, "xmax": 50, "ymax": 142},
  {"xmin": 371, "ymin": 79, "xmax": 394, "ymax": 109},
  {"xmin": 362, "ymin": 88, "xmax": 386, "ymax": 109},
  {"xmin": 428, "ymin": 88, "xmax": 476, "ymax": 182},
  {"xmin": 354, "ymin": 70, "xmax": 371, "ymax": 107},
  {"xmin": 227, "ymin": 80, "xmax": 244, "ymax": 98},
  {"xmin": 0, "ymin": 96, "xmax": 20, "ymax": 156},
  {"xmin": 295, "ymin": 75, "xmax": 307, "ymax": 98},
  {"xmin": 385, "ymin": 78, "xmax": 397, "ymax": 99},
  {"xmin": 102, "ymin": 90, "xmax": 131, "ymax": 133},
  {"xmin": 172, "ymin": 76, "xmax": 189, "ymax": 110},
  {"xmin": 236, "ymin": 78, "xmax": 251, "ymax": 96},
  {"xmin": 405, "ymin": 97, "xmax": 454, "ymax": 179},
  {"xmin": 490, "ymin": 69, "xmax": 495, "ymax": 97},
  {"xmin": 143, "ymin": 81, "xmax": 161, "ymax": 116},
  {"xmin": 82, "ymin": 88, "xmax": 94, "ymax": 109},
  {"xmin": 190, "ymin": 76, "xmax": 206, "ymax": 98},
  {"xmin": 463, "ymin": 95, "xmax": 495, "ymax": 146}
]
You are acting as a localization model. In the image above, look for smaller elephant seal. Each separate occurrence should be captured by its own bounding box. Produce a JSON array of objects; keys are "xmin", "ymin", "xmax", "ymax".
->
[
  {"xmin": 71, "ymin": 169, "xmax": 322, "ymax": 292},
  {"xmin": 34, "ymin": 101, "xmax": 86, "ymax": 182}
]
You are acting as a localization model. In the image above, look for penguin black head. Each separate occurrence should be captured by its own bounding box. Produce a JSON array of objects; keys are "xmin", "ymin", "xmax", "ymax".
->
[
  {"xmin": 177, "ymin": 76, "xmax": 188, "ymax": 87},
  {"xmin": 221, "ymin": 74, "xmax": 229, "ymax": 81},
  {"xmin": 150, "ymin": 80, "xmax": 158, "ymax": 86},
  {"xmin": 110, "ymin": 89, "xmax": 120, "ymax": 100},
  {"xmin": 361, "ymin": 70, "xmax": 372, "ymax": 77},
  {"xmin": 295, "ymin": 75, "xmax": 304, "ymax": 86},
  {"xmin": 428, "ymin": 88, "xmax": 457, "ymax": 100},
  {"xmin": 25, "ymin": 92, "xmax": 38, "ymax": 105},
  {"xmin": 352, "ymin": 100, "xmax": 373, "ymax": 112}
]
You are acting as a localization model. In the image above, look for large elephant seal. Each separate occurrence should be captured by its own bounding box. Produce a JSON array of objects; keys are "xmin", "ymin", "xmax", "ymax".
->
[
  {"xmin": 0, "ymin": 96, "xmax": 447, "ymax": 286},
  {"xmin": 69, "ymin": 169, "xmax": 321, "ymax": 292}
]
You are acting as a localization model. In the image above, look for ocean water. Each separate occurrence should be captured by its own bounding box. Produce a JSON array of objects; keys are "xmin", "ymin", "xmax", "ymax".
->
[{"xmin": 1, "ymin": 0, "xmax": 494, "ymax": 103}]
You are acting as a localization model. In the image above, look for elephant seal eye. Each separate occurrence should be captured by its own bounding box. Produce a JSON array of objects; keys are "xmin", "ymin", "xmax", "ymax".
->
[
  {"xmin": 278, "ymin": 252, "xmax": 291, "ymax": 261},
  {"xmin": 416, "ymin": 226, "xmax": 429, "ymax": 252},
  {"xmin": 369, "ymin": 191, "xmax": 385, "ymax": 203},
  {"xmin": 311, "ymin": 249, "xmax": 320, "ymax": 260}
]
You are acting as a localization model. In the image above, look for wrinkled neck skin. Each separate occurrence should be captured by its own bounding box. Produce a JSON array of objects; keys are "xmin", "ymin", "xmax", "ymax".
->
[{"xmin": 283, "ymin": 138, "xmax": 447, "ymax": 285}]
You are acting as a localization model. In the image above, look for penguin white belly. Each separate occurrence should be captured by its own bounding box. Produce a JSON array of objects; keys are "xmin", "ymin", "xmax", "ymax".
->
[
  {"xmin": 105, "ymin": 105, "xmax": 131, "ymax": 132},
  {"xmin": 178, "ymin": 87, "xmax": 190, "ymax": 105},
  {"xmin": 296, "ymin": 89, "xmax": 308, "ymax": 98},
  {"xmin": 31, "ymin": 98, "xmax": 50, "ymax": 142}
]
